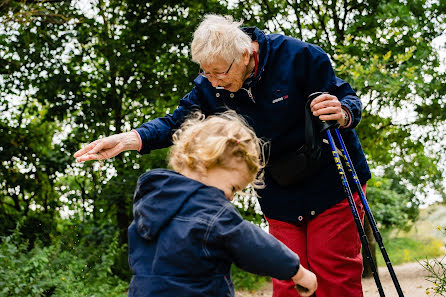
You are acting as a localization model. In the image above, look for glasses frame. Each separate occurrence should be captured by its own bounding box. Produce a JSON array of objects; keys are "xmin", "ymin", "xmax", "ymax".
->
[{"xmin": 199, "ymin": 59, "xmax": 235, "ymax": 79}]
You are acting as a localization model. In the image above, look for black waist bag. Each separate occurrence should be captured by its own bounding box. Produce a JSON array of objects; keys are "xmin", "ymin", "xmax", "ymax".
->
[{"xmin": 267, "ymin": 99, "xmax": 323, "ymax": 186}]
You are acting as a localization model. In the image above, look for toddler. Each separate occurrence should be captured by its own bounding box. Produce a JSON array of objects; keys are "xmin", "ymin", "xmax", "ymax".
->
[{"xmin": 128, "ymin": 111, "xmax": 317, "ymax": 297}]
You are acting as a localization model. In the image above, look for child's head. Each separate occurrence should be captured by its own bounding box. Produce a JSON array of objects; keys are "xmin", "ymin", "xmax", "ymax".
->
[{"xmin": 169, "ymin": 111, "xmax": 264, "ymax": 199}]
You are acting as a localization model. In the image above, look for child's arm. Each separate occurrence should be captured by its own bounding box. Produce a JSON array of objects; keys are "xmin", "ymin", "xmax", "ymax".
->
[
  {"xmin": 216, "ymin": 215, "xmax": 317, "ymax": 295},
  {"xmin": 211, "ymin": 208, "xmax": 312, "ymax": 282}
]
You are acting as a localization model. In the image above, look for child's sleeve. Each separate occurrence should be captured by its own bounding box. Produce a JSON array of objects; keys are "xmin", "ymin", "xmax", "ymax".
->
[{"xmin": 211, "ymin": 206, "xmax": 300, "ymax": 280}]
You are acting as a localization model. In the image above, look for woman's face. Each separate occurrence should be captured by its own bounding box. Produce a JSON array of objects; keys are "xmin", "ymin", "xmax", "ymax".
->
[{"xmin": 200, "ymin": 51, "xmax": 250, "ymax": 93}]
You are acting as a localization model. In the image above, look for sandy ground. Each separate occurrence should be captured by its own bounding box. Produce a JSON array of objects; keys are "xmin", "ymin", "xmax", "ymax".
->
[{"xmin": 236, "ymin": 258, "xmax": 445, "ymax": 297}]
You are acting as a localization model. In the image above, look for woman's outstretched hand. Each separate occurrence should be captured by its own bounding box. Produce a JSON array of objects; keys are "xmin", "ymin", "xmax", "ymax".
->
[
  {"xmin": 292, "ymin": 265, "xmax": 318, "ymax": 297},
  {"xmin": 74, "ymin": 131, "xmax": 141, "ymax": 162}
]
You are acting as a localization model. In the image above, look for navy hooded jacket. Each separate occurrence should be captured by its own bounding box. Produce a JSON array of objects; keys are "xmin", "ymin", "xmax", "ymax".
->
[
  {"xmin": 128, "ymin": 169, "xmax": 300, "ymax": 297},
  {"xmin": 135, "ymin": 27, "xmax": 371, "ymax": 223}
]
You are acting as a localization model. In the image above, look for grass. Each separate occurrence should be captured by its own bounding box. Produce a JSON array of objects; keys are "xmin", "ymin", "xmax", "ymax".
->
[
  {"xmin": 377, "ymin": 236, "xmax": 445, "ymax": 266},
  {"xmin": 377, "ymin": 203, "xmax": 446, "ymax": 266}
]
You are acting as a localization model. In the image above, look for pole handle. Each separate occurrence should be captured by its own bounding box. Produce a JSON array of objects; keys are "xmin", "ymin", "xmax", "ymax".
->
[
  {"xmin": 295, "ymin": 284, "xmax": 309, "ymax": 293},
  {"xmin": 307, "ymin": 92, "xmax": 339, "ymax": 133}
]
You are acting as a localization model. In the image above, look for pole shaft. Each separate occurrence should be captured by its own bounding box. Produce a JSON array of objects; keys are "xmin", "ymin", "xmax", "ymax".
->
[
  {"xmin": 334, "ymin": 129, "xmax": 405, "ymax": 297},
  {"xmin": 326, "ymin": 130, "xmax": 386, "ymax": 297}
]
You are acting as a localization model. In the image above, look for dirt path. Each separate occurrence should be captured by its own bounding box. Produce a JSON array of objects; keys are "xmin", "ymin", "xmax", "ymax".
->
[
  {"xmin": 236, "ymin": 258, "xmax": 444, "ymax": 297},
  {"xmin": 362, "ymin": 260, "xmax": 435, "ymax": 297}
]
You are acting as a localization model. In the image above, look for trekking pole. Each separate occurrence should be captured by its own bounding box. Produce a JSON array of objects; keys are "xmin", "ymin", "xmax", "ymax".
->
[
  {"xmin": 333, "ymin": 128, "xmax": 405, "ymax": 297},
  {"xmin": 325, "ymin": 127, "xmax": 386, "ymax": 297},
  {"xmin": 307, "ymin": 92, "xmax": 385, "ymax": 297}
]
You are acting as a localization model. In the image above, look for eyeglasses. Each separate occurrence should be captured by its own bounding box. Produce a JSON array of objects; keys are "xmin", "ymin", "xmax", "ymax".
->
[{"xmin": 199, "ymin": 59, "xmax": 234, "ymax": 79}]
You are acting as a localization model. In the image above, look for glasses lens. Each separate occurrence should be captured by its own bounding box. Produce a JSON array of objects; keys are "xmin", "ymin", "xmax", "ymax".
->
[{"xmin": 199, "ymin": 60, "xmax": 233, "ymax": 79}]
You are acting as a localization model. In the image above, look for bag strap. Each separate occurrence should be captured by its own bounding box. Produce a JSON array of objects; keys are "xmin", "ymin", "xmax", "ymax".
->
[{"xmin": 304, "ymin": 99, "xmax": 319, "ymax": 150}]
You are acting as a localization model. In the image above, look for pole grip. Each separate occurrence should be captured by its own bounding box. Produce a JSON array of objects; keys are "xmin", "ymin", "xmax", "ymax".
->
[
  {"xmin": 307, "ymin": 92, "xmax": 339, "ymax": 133},
  {"xmin": 295, "ymin": 285, "xmax": 309, "ymax": 293}
]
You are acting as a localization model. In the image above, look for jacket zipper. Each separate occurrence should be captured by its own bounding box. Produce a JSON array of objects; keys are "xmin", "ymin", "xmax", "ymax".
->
[{"xmin": 241, "ymin": 87, "xmax": 256, "ymax": 103}]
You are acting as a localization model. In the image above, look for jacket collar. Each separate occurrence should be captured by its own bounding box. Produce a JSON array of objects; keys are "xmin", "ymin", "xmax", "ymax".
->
[{"xmin": 241, "ymin": 27, "xmax": 270, "ymax": 88}]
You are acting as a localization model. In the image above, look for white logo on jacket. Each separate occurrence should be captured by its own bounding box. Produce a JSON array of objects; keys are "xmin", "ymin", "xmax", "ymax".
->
[{"xmin": 272, "ymin": 95, "xmax": 288, "ymax": 103}]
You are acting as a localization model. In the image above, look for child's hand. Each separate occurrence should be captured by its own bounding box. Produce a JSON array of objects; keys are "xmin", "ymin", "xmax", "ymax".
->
[{"xmin": 291, "ymin": 265, "xmax": 317, "ymax": 297}]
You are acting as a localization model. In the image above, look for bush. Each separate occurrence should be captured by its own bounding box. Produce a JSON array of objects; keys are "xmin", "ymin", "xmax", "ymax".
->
[
  {"xmin": 231, "ymin": 264, "xmax": 269, "ymax": 291},
  {"xmin": 377, "ymin": 235, "xmax": 444, "ymax": 266},
  {"xmin": 0, "ymin": 226, "xmax": 128, "ymax": 297},
  {"xmin": 422, "ymin": 226, "xmax": 446, "ymax": 296},
  {"xmin": 423, "ymin": 256, "xmax": 446, "ymax": 296}
]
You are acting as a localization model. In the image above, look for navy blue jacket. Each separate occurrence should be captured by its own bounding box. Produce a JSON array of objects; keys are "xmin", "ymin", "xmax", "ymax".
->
[
  {"xmin": 128, "ymin": 169, "xmax": 300, "ymax": 297},
  {"xmin": 135, "ymin": 27, "xmax": 371, "ymax": 223}
]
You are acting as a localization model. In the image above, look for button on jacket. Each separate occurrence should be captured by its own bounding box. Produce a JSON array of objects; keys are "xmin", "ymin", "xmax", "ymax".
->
[
  {"xmin": 135, "ymin": 27, "xmax": 371, "ymax": 223},
  {"xmin": 128, "ymin": 169, "xmax": 300, "ymax": 297}
]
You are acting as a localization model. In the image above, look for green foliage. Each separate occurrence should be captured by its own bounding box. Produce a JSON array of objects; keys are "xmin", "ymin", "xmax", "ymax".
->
[
  {"xmin": 231, "ymin": 264, "xmax": 269, "ymax": 291},
  {"xmin": 0, "ymin": 117, "xmax": 66, "ymax": 245},
  {"xmin": 367, "ymin": 175, "xmax": 419, "ymax": 231},
  {"xmin": 377, "ymin": 235, "xmax": 444, "ymax": 266},
  {"xmin": 423, "ymin": 257, "xmax": 446, "ymax": 296},
  {"xmin": 0, "ymin": 0, "xmax": 227, "ymax": 272},
  {"xmin": 20, "ymin": 212, "xmax": 56, "ymax": 248},
  {"xmin": 0, "ymin": 225, "xmax": 128, "ymax": 297},
  {"xmin": 422, "ymin": 226, "xmax": 446, "ymax": 296},
  {"xmin": 1, "ymin": 0, "xmax": 445, "ymax": 293}
]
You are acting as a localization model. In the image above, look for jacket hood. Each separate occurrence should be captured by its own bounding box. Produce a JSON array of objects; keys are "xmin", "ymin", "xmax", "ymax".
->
[{"xmin": 132, "ymin": 169, "xmax": 206, "ymax": 240}]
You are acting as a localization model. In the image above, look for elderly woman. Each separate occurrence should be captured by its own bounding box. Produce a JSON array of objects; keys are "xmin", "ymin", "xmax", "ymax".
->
[{"xmin": 75, "ymin": 14, "xmax": 371, "ymax": 297}]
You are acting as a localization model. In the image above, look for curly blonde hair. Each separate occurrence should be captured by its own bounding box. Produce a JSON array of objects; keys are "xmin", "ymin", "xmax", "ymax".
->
[{"xmin": 168, "ymin": 111, "xmax": 264, "ymax": 188}]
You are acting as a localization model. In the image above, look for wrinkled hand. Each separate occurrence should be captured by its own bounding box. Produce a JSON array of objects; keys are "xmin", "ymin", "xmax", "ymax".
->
[
  {"xmin": 309, "ymin": 93, "xmax": 346, "ymax": 126},
  {"xmin": 74, "ymin": 131, "xmax": 141, "ymax": 162},
  {"xmin": 292, "ymin": 265, "xmax": 318, "ymax": 297}
]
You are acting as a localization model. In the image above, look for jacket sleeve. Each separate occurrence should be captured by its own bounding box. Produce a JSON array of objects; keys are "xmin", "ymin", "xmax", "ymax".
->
[
  {"xmin": 135, "ymin": 86, "xmax": 202, "ymax": 154},
  {"xmin": 211, "ymin": 205, "xmax": 300, "ymax": 280},
  {"xmin": 303, "ymin": 44, "xmax": 362, "ymax": 129}
]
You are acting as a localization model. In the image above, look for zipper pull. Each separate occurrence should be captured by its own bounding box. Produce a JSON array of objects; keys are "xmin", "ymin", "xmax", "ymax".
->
[{"xmin": 243, "ymin": 87, "xmax": 256, "ymax": 103}]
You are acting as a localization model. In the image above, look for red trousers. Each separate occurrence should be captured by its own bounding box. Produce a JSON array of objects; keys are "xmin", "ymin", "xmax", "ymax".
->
[{"xmin": 266, "ymin": 185, "xmax": 366, "ymax": 297}]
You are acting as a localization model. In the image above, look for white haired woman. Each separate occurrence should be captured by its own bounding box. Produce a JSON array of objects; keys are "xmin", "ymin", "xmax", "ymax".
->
[{"xmin": 74, "ymin": 14, "xmax": 371, "ymax": 297}]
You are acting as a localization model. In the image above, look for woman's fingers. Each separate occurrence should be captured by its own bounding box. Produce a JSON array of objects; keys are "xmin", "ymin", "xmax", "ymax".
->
[
  {"xmin": 309, "ymin": 94, "xmax": 344, "ymax": 124},
  {"xmin": 311, "ymin": 97, "xmax": 341, "ymax": 115},
  {"xmin": 98, "ymin": 143, "xmax": 124, "ymax": 159},
  {"xmin": 73, "ymin": 140, "xmax": 100, "ymax": 158},
  {"xmin": 313, "ymin": 106, "xmax": 341, "ymax": 116},
  {"xmin": 87, "ymin": 140, "xmax": 107, "ymax": 155},
  {"xmin": 309, "ymin": 93, "xmax": 337, "ymax": 109},
  {"xmin": 74, "ymin": 132, "xmax": 139, "ymax": 162},
  {"xmin": 76, "ymin": 153, "xmax": 100, "ymax": 162},
  {"xmin": 75, "ymin": 140, "xmax": 125, "ymax": 162}
]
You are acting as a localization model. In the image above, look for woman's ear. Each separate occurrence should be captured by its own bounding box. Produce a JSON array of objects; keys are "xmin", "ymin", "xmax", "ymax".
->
[{"xmin": 243, "ymin": 49, "xmax": 250, "ymax": 66}]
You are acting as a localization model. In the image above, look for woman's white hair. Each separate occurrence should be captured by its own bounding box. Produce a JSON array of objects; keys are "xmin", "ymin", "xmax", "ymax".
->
[{"xmin": 191, "ymin": 14, "xmax": 253, "ymax": 66}]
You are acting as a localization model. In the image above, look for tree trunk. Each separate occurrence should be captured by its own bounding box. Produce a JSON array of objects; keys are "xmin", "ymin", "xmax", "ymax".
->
[{"xmin": 362, "ymin": 215, "xmax": 378, "ymax": 278}]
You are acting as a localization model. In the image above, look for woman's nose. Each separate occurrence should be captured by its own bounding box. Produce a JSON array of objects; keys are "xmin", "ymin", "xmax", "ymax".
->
[{"xmin": 209, "ymin": 77, "xmax": 221, "ymax": 88}]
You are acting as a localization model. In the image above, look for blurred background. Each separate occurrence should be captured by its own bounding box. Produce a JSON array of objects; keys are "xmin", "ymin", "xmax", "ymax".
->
[{"xmin": 1, "ymin": 0, "xmax": 445, "ymax": 296}]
